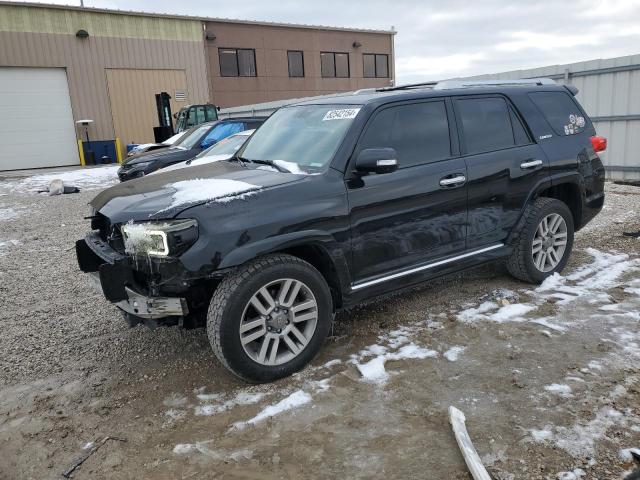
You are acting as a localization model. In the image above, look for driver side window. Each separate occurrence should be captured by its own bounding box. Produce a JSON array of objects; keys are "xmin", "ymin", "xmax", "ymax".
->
[{"xmin": 359, "ymin": 101, "xmax": 452, "ymax": 168}]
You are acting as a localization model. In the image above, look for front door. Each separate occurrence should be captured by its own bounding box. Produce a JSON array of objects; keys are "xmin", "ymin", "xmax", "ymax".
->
[
  {"xmin": 347, "ymin": 99, "xmax": 468, "ymax": 283},
  {"xmin": 452, "ymin": 95, "xmax": 550, "ymax": 249}
]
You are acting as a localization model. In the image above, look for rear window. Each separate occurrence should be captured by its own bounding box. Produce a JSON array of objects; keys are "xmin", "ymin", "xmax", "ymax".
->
[
  {"xmin": 529, "ymin": 91, "xmax": 588, "ymax": 136},
  {"xmin": 457, "ymin": 97, "xmax": 516, "ymax": 154}
]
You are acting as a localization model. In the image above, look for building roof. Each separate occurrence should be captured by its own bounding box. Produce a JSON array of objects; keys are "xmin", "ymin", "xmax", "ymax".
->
[{"xmin": 0, "ymin": 1, "xmax": 396, "ymax": 35}]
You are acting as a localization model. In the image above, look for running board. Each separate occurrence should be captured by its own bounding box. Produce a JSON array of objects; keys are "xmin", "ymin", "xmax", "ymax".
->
[{"xmin": 351, "ymin": 244, "xmax": 504, "ymax": 291}]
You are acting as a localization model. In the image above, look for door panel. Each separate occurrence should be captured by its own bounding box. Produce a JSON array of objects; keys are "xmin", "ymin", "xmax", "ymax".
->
[
  {"xmin": 453, "ymin": 95, "xmax": 550, "ymax": 249},
  {"xmin": 347, "ymin": 99, "xmax": 467, "ymax": 283},
  {"xmin": 465, "ymin": 144, "xmax": 549, "ymax": 248},
  {"xmin": 348, "ymin": 160, "xmax": 468, "ymax": 281}
]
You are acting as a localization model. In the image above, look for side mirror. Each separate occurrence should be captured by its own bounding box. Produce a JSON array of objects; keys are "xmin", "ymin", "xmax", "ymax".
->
[{"xmin": 355, "ymin": 148, "xmax": 399, "ymax": 174}]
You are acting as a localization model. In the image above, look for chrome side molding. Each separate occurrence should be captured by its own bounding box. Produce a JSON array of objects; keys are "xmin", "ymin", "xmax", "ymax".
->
[{"xmin": 351, "ymin": 244, "xmax": 504, "ymax": 291}]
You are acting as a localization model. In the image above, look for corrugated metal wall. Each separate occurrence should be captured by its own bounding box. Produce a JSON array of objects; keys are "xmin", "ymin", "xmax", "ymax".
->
[
  {"xmin": 106, "ymin": 69, "xmax": 189, "ymax": 146},
  {"xmin": 463, "ymin": 54, "xmax": 640, "ymax": 180},
  {"xmin": 0, "ymin": 4, "xmax": 209, "ymax": 149}
]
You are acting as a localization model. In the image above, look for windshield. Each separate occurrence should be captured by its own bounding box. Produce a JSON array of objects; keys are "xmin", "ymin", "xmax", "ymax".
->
[
  {"xmin": 239, "ymin": 104, "xmax": 361, "ymax": 172},
  {"xmin": 172, "ymin": 124, "xmax": 211, "ymax": 150},
  {"xmin": 196, "ymin": 133, "xmax": 250, "ymax": 158}
]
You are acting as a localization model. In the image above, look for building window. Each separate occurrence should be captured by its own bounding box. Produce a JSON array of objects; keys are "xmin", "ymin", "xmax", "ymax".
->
[
  {"xmin": 218, "ymin": 48, "xmax": 257, "ymax": 77},
  {"xmin": 363, "ymin": 53, "xmax": 389, "ymax": 78},
  {"xmin": 287, "ymin": 51, "xmax": 305, "ymax": 77},
  {"xmin": 321, "ymin": 52, "xmax": 350, "ymax": 78}
]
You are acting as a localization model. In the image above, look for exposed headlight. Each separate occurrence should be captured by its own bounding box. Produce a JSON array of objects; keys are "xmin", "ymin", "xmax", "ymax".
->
[{"xmin": 121, "ymin": 219, "xmax": 198, "ymax": 257}]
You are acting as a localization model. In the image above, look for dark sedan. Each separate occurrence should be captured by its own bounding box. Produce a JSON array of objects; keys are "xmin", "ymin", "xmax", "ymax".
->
[{"xmin": 117, "ymin": 117, "xmax": 265, "ymax": 181}]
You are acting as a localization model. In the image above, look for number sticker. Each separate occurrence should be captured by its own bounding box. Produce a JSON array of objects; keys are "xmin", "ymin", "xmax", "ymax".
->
[{"xmin": 322, "ymin": 108, "xmax": 361, "ymax": 121}]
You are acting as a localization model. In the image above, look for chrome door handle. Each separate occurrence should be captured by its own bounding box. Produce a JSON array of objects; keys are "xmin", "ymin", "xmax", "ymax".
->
[
  {"xmin": 439, "ymin": 175, "xmax": 466, "ymax": 187},
  {"xmin": 520, "ymin": 159, "xmax": 543, "ymax": 169}
]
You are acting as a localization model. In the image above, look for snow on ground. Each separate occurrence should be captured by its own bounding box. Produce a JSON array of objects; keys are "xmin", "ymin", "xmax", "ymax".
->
[
  {"xmin": 172, "ymin": 440, "xmax": 252, "ymax": 461},
  {"xmin": 619, "ymin": 447, "xmax": 640, "ymax": 462},
  {"xmin": 0, "ymin": 205, "xmax": 20, "ymax": 220},
  {"xmin": 162, "ymin": 178, "xmax": 261, "ymax": 210},
  {"xmin": 0, "ymin": 239, "xmax": 20, "ymax": 255},
  {"xmin": 195, "ymin": 391, "xmax": 265, "ymax": 416},
  {"xmin": 350, "ymin": 325, "xmax": 439, "ymax": 384},
  {"xmin": 0, "ymin": 166, "xmax": 119, "ymax": 194},
  {"xmin": 443, "ymin": 346, "xmax": 466, "ymax": 362},
  {"xmin": 231, "ymin": 390, "xmax": 312, "ymax": 429},
  {"xmin": 544, "ymin": 383, "xmax": 573, "ymax": 397}
]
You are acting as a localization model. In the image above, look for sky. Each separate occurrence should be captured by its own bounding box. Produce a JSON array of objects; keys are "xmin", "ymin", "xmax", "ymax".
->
[{"xmin": 14, "ymin": 0, "xmax": 640, "ymax": 83}]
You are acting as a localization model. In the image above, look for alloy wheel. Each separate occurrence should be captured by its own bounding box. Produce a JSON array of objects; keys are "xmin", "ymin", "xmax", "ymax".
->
[
  {"xmin": 239, "ymin": 278, "xmax": 318, "ymax": 366},
  {"xmin": 532, "ymin": 213, "xmax": 568, "ymax": 272}
]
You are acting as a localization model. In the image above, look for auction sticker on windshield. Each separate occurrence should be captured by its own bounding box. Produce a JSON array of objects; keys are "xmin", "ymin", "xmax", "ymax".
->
[{"xmin": 322, "ymin": 108, "xmax": 361, "ymax": 121}]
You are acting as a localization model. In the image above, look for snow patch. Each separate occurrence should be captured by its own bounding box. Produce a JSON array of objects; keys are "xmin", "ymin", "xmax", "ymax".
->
[
  {"xmin": 195, "ymin": 391, "xmax": 265, "ymax": 416},
  {"xmin": 489, "ymin": 303, "xmax": 536, "ymax": 322},
  {"xmin": 619, "ymin": 447, "xmax": 640, "ymax": 462},
  {"xmin": 544, "ymin": 383, "xmax": 573, "ymax": 397},
  {"xmin": 556, "ymin": 468, "xmax": 585, "ymax": 480},
  {"xmin": 163, "ymin": 178, "xmax": 261, "ymax": 210},
  {"xmin": 355, "ymin": 343, "xmax": 438, "ymax": 384},
  {"xmin": 232, "ymin": 390, "xmax": 312, "ymax": 429},
  {"xmin": 0, "ymin": 239, "xmax": 20, "ymax": 255},
  {"xmin": 0, "ymin": 206, "xmax": 20, "ymax": 220},
  {"xmin": 1, "ymin": 166, "xmax": 119, "ymax": 193},
  {"xmin": 443, "ymin": 346, "xmax": 466, "ymax": 362}
]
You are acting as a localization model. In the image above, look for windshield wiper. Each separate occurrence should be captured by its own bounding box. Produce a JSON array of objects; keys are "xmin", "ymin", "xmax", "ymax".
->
[
  {"xmin": 227, "ymin": 155, "xmax": 250, "ymax": 166},
  {"xmin": 249, "ymin": 159, "xmax": 290, "ymax": 173}
]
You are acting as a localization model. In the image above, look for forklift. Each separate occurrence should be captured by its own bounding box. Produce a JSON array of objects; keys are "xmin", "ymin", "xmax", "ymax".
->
[{"xmin": 153, "ymin": 92, "xmax": 220, "ymax": 142}]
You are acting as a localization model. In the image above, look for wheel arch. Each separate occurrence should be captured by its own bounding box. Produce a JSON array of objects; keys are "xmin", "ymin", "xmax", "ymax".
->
[
  {"xmin": 218, "ymin": 231, "xmax": 350, "ymax": 309},
  {"xmin": 537, "ymin": 176, "xmax": 584, "ymax": 230}
]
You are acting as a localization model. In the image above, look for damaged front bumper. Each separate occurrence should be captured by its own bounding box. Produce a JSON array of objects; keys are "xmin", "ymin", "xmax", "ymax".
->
[
  {"xmin": 87, "ymin": 272, "xmax": 188, "ymax": 319},
  {"xmin": 77, "ymin": 233, "xmax": 188, "ymax": 319}
]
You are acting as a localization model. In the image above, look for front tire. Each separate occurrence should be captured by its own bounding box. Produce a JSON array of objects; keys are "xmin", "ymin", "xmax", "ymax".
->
[
  {"xmin": 207, "ymin": 254, "xmax": 333, "ymax": 383},
  {"xmin": 506, "ymin": 197, "xmax": 575, "ymax": 284}
]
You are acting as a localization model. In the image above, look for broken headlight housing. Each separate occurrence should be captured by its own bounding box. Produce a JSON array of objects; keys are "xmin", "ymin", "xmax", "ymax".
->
[{"xmin": 121, "ymin": 219, "xmax": 198, "ymax": 257}]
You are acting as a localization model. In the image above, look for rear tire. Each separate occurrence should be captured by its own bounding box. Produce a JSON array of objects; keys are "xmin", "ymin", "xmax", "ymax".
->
[
  {"xmin": 207, "ymin": 254, "xmax": 333, "ymax": 383},
  {"xmin": 506, "ymin": 197, "xmax": 574, "ymax": 284}
]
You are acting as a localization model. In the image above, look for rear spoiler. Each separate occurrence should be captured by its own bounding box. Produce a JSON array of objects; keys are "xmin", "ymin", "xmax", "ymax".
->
[{"xmin": 565, "ymin": 85, "xmax": 579, "ymax": 96}]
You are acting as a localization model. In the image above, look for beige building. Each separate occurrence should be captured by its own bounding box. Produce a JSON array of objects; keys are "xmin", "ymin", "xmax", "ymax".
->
[{"xmin": 0, "ymin": 2, "xmax": 395, "ymax": 170}]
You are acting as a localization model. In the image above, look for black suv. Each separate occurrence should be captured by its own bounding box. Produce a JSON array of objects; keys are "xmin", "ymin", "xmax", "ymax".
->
[
  {"xmin": 118, "ymin": 117, "xmax": 265, "ymax": 181},
  {"xmin": 76, "ymin": 79, "xmax": 606, "ymax": 382}
]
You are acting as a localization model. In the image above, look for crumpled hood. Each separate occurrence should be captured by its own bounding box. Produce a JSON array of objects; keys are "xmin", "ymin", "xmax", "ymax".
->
[{"xmin": 91, "ymin": 161, "xmax": 302, "ymax": 223}]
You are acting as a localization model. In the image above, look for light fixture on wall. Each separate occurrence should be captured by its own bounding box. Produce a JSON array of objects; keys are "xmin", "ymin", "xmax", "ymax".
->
[
  {"xmin": 205, "ymin": 31, "xmax": 216, "ymax": 41},
  {"xmin": 76, "ymin": 29, "xmax": 89, "ymax": 39},
  {"xmin": 352, "ymin": 41, "xmax": 362, "ymax": 48}
]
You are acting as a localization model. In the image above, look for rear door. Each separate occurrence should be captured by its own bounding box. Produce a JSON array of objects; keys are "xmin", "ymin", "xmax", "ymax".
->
[
  {"xmin": 347, "ymin": 99, "xmax": 468, "ymax": 283},
  {"xmin": 453, "ymin": 95, "xmax": 550, "ymax": 249}
]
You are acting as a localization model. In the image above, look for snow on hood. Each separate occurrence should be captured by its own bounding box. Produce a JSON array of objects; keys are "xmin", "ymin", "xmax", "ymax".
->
[{"xmin": 163, "ymin": 178, "xmax": 261, "ymax": 210}]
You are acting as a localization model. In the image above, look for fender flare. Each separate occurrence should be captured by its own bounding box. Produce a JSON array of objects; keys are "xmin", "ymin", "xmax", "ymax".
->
[
  {"xmin": 218, "ymin": 230, "xmax": 352, "ymax": 297},
  {"xmin": 506, "ymin": 174, "xmax": 584, "ymax": 245}
]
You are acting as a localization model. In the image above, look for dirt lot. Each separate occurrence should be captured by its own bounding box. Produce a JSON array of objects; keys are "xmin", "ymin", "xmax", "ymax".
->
[{"xmin": 1, "ymin": 170, "xmax": 639, "ymax": 480}]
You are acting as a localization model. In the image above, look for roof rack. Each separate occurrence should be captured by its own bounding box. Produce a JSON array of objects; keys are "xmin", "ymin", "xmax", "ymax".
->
[
  {"xmin": 376, "ymin": 77, "xmax": 556, "ymax": 93},
  {"xmin": 433, "ymin": 78, "xmax": 556, "ymax": 90},
  {"xmin": 376, "ymin": 81, "xmax": 438, "ymax": 92}
]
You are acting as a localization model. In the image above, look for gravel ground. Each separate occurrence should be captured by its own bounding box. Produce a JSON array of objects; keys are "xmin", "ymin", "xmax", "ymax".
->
[{"xmin": 0, "ymin": 177, "xmax": 639, "ymax": 479}]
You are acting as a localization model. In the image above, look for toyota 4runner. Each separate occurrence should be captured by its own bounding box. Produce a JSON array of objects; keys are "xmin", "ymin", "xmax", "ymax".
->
[{"xmin": 76, "ymin": 78, "xmax": 606, "ymax": 382}]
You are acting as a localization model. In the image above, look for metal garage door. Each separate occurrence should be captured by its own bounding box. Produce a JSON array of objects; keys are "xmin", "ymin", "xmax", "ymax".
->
[{"xmin": 0, "ymin": 67, "xmax": 79, "ymax": 171}]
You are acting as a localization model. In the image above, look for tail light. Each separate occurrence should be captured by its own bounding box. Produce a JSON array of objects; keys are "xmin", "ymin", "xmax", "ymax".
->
[{"xmin": 590, "ymin": 136, "xmax": 607, "ymax": 152}]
